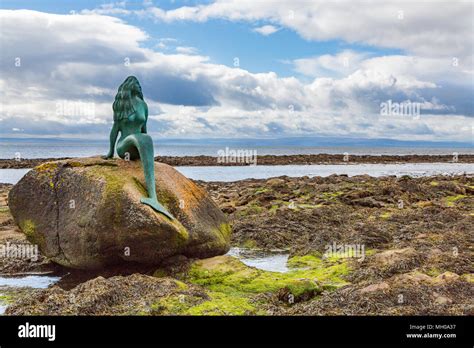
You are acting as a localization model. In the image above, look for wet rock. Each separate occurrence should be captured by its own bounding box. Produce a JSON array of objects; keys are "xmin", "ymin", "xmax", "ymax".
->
[
  {"xmin": 266, "ymin": 178, "xmax": 286, "ymax": 187},
  {"xmin": 342, "ymin": 190, "xmax": 372, "ymax": 200},
  {"xmin": 351, "ymin": 197, "xmax": 384, "ymax": 208},
  {"xmin": 373, "ymin": 248, "xmax": 418, "ymax": 268},
  {"xmin": 220, "ymin": 202, "xmax": 236, "ymax": 214},
  {"xmin": 392, "ymin": 271, "xmax": 433, "ymax": 285},
  {"xmin": 435, "ymin": 272, "xmax": 460, "ymax": 283},
  {"xmin": 277, "ymin": 283, "xmax": 320, "ymax": 303},
  {"xmin": 358, "ymin": 281, "xmax": 390, "ymax": 294},
  {"xmin": 433, "ymin": 292, "xmax": 453, "ymax": 305},
  {"xmin": 5, "ymin": 273, "xmax": 205, "ymax": 315}
]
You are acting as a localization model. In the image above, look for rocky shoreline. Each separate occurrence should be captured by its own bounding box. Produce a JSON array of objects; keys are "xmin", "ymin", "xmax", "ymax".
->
[
  {"xmin": 0, "ymin": 153, "xmax": 472, "ymax": 168},
  {"xmin": 0, "ymin": 173, "xmax": 473, "ymax": 315}
]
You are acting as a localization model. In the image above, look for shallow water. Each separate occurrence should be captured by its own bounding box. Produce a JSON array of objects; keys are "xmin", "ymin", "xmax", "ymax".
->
[
  {"xmin": 0, "ymin": 274, "xmax": 62, "ymax": 315},
  {"xmin": 0, "ymin": 251, "xmax": 288, "ymax": 315},
  {"xmin": 227, "ymin": 247, "xmax": 290, "ymax": 273},
  {"xmin": 0, "ymin": 169, "xmax": 30, "ymax": 184},
  {"xmin": 176, "ymin": 163, "xmax": 473, "ymax": 182},
  {"xmin": 0, "ymin": 275, "xmax": 61, "ymax": 288},
  {"xmin": 1, "ymin": 162, "xmax": 473, "ymax": 185}
]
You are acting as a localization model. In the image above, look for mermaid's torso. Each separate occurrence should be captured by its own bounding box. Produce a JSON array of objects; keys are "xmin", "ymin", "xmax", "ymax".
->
[
  {"xmin": 117, "ymin": 99, "xmax": 147, "ymax": 143},
  {"xmin": 115, "ymin": 99, "xmax": 148, "ymax": 159}
]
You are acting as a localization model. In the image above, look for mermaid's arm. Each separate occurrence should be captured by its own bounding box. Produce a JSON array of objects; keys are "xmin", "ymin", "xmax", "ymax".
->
[{"xmin": 103, "ymin": 123, "xmax": 119, "ymax": 159}]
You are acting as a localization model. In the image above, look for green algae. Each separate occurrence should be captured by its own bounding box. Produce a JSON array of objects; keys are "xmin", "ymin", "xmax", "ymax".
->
[
  {"xmin": 186, "ymin": 291, "xmax": 256, "ymax": 315},
  {"xmin": 425, "ymin": 267, "xmax": 444, "ymax": 277},
  {"xmin": 461, "ymin": 274, "xmax": 474, "ymax": 283},
  {"xmin": 151, "ymin": 294, "xmax": 201, "ymax": 315},
  {"xmin": 287, "ymin": 254, "xmax": 323, "ymax": 268},
  {"xmin": 218, "ymin": 222, "xmax": 232, "ymax": 240},
  {"xmin": 0, "ymin": 294, "xmax": 13, "ymax": 303},
  {"xmin": 132, "ymin": 177, "xmax": 148, "ymax": 196},
  {"xmin": 167, "ymin": 254, "xmax": 352, "ymax": 315},
  {"xmin": 19, "ymin": 219, "xmax": 42, "ymax": 246},
  {"xmin": 269, "ymin": 204, "xmax": 279, "ymax": 214},
  {"xmin": 242, "ymin": 239, "xmax": 258, "ymax": 248},
  {"xmin": 36, "ymin": 162, "xmax": 59, "ymax": 189},
  {"xmin": 86, "ymin": 165, "xmax": 190, "ymax": 246},
  {"xmin": 151, "ymin": 291, "xmax": 257, "ymax": 316},
  {"xmin": 254, "ymin": 187, "xmax": 269, "ymax": 194},
  {"xmin": 445, "ymin": 194, "xmax": 466, "ymax": 207},
  {"xmin": 86, "ymin": 166, "xmax": 126, "ymax": 227},
  {"xmin": 86, "ymin": 166, "xmax": 126, "ymax": 200},
  {"xmin": 237, "ymin": 203, "xmax": 264, "ymax": 216},
  {"xmin": 153, "ymin": 269, "xmax": 168, "ymax": 278},
  {"xmin": 188, "ymin": 255, "xmax": 350, "ymax": 294},
  {"xmin": 321, "ymin": 191, "xmax": 343, "ymax": 199}
]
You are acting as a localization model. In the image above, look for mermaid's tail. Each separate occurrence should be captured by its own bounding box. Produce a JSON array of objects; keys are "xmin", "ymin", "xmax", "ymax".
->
[
  {"xmin": 118, "ymin": 133, "xmax": 174, "ymax": 220},
  {"xmin": 141, "ymin": 197, "xmax": 174, "ymax": 220}
]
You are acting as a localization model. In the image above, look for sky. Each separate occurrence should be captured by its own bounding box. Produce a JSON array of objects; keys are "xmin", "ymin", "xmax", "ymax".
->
[{"xmin": 0, "ymin": 0, "xmax": 473, "ymax": 143}]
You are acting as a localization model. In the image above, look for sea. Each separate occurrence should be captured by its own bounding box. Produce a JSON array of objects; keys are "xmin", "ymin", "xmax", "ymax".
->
[
  {"xmin": 0, "ymin": 140, "xmax": 473, "ymax": 159},
  {"xmin": 0, "ymin": 140, "xmax": 472, "ymax": 183}
]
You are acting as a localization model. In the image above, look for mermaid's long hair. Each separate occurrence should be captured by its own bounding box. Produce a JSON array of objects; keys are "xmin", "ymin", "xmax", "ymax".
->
[{"xmin": 112, "ymin": 76, "xmax": 144, "ymax": 121}]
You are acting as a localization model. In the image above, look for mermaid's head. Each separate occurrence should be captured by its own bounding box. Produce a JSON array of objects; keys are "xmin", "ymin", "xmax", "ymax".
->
[{"xmin": 113, "ymin": 76, "xmax": 144, "ymax": 121}]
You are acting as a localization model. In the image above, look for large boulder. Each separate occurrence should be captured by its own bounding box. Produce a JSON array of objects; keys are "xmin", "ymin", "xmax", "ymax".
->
[{"xmin": 8, "ymin": 157, "xmax": 231, "ymax": 269}]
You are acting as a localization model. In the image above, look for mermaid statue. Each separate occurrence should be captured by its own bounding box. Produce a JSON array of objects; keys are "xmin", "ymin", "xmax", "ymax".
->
[{"xmin": 103, "ymin": 76, "xmax": 173, "ymax": 220}]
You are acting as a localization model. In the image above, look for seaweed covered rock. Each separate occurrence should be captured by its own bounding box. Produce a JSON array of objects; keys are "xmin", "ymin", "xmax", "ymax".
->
[
  {"xmin": 5, "ymin": 274, "xmax": 206, "ymax": 315},
  {"xmin": 8, "ymin": 157, "xmax": 231, "ymax": 269}
]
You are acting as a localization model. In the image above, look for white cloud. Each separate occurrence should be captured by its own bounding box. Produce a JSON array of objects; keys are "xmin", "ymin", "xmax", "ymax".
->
[
  {"xmin": 175, "ymin": 46, "xmax": 198, "ymax": 54},
  {"xmin": 155, "ymin": 37, "xmax": 178, "ymax": 50},
  {"xmin": 359, "ymin": 55, "xmax": 473, "ymax": 87},
  {"xmin": 253, "ymin": 25, "xmax": 280, "ymax": 36},
  {"xmin": 145, "ymin": 0, "xmax": 473, "ymax": 59},
  {"xmin": 81, "ymin": 1, "xmax": 131, "ymax": 16},
  {"xmin": 293, "ymin": 50, "xmax": 370, "ymax": 78},
  {"xmin": 0, "ymin": 9, "xmax": 472, "ymax": 142}
]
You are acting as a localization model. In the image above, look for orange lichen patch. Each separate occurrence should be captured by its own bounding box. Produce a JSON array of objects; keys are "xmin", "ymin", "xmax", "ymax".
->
[{"xmin": 155, "ymin": 163, "xmax": 208, "ymax": 214}]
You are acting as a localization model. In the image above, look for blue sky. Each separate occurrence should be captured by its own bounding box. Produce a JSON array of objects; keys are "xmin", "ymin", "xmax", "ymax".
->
[
  {"xmin": 0, "ymin": 1, "xmax": 472, "ymax": 142},
  {"xmin": 1, "ymin": 0, "xmax": 402, "ymax": 77}
]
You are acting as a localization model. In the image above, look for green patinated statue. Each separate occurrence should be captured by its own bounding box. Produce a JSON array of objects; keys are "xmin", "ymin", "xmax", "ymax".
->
[{"xmin": 103, "ymin": 76, "xmax": 173, "ymax": 219}]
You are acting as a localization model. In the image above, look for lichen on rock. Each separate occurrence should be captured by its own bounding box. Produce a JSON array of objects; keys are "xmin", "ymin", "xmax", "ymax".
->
[{"xmin": 8, "ymin": 157, "xmax": 231, "ymax": 270}]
